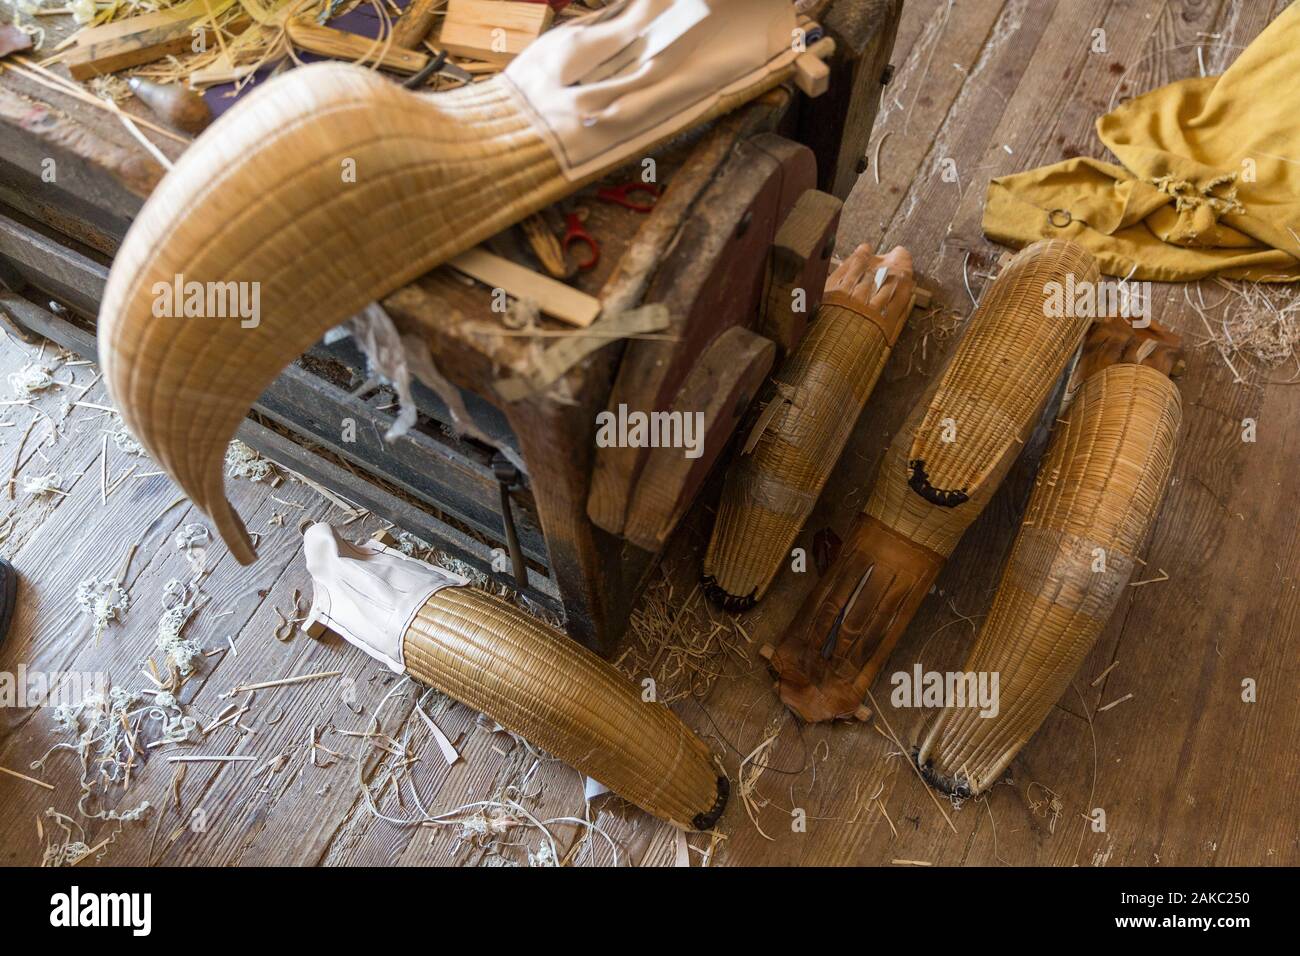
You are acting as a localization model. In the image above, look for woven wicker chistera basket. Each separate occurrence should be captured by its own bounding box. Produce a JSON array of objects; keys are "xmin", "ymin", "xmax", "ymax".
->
[
  {"xmin": 769, "ymin": 240, "xmax": 1098, "ymax": 723},
  {"xmin": 403, "ymin": 586, "xmax": 727, "ymax": 830},
  {"xmin": 703, "ymin": 287, "xmax": 907, "ymax": 610},
  {"xmin": 98, "ymin": 54, "xmax": 801, "ymax": 567},
  {"xmin": 915, "ymin": 340, "xmax": 1182, "ymax": 797}
]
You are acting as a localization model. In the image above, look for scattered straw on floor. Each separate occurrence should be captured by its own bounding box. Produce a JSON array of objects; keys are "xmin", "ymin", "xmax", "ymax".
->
[
  {"xmin": 615, "ymin": 567, "xmax": 754, "ymax": 703},
  {"xmin": 1184, "ymin": 279, "xmax": 1300, "ymax": 383},
  {"xmin": 8, "ymin": 362, "xmax": 57, "ymax": 398},
  {"xmin": 736, "ymin": 714, "xmax": 786, "ymax": 842},
  {"xmin": 225, "ymin": 439, "xmax": 278, "ymax": 483},
  {"xmin": 20, "ymin": 472, "xmax": 66, "ymax": 497}
]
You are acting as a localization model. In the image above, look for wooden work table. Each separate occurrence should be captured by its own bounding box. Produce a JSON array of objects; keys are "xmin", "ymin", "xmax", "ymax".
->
[{"xmin": 0, "ymin": 2, "xmax": 905, "ymax": 653}]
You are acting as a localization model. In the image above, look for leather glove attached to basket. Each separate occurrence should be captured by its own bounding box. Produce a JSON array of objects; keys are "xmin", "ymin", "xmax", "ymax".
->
[{"xmin": 300, "ymin": 522, "xmax": 728, "ymax": 830}]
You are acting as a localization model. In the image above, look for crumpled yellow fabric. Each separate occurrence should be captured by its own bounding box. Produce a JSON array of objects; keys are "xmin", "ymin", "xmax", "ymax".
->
[{"xmin": 983, "ymin": 3, "xmax": 1300, "ymax": 282}]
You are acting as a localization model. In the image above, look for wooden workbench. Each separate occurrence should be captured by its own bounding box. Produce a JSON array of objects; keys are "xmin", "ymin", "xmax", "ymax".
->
[{"xmin": 0, "ymin": 0, "xmax": 902, "ymax": 654}]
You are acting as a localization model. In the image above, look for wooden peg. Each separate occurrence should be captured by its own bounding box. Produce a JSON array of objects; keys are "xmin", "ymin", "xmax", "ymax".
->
[{"xmin": 794, "ymin": 52, "xmax": 831, "ymax": 97}]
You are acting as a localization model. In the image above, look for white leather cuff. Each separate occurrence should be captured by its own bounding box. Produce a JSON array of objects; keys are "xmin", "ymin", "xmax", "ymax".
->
[
  {"xmin": 302, "ymin": 523, "xmax": 469, "ymax": 673},
  {"xmin": 503, "ymin": 0, "xmax": 799, "ymax": 181}
]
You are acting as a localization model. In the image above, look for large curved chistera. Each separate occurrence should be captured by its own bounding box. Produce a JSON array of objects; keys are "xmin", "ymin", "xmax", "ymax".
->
[
  {"xmin": 768, "ymin": 240, "xmax": 1098, "ymax": 723},
  {"xmin": 914, "ymin": 318, "xmax": 1183, "ymax": 797},
  {"xmin": 302, "ymin": 523, "xmax": 727, "ymax": 829},
  {"xmin": 98, "ymin": 0, "xmax": 802, "ymax": 564}
]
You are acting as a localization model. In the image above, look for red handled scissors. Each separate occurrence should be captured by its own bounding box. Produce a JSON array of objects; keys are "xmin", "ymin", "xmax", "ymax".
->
[
  {"xmin": 596, "ymin": 181, "xmax": 661, "ymax": 212},
  {"xmin": 562, "ymin": 209, "xmax": 599, "ymax": 271}
]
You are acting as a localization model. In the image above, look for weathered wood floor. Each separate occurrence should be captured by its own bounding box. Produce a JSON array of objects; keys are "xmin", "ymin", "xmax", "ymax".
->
[{"xmin": 1, "ymin": 0, "xmax": 1296, "ymax": 866}]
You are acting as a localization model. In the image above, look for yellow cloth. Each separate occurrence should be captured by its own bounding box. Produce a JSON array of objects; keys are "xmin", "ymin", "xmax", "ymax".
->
[{"xmin": 983, "ymin": 4, "xmax": 1300, "ymax": 282}]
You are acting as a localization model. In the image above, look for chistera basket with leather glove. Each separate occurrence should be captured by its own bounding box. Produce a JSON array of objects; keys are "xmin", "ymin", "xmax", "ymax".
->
[
  {"xmin": 914, "ymin": 317, "xmax": 1184, "ymax": 796},
  {"xmin": 768, "ymin": 239, "xmax": 1098, "ymax": 723},
  {"xmin": 301, "ymin": 522, "xmax": 727, "ymax": 830}
]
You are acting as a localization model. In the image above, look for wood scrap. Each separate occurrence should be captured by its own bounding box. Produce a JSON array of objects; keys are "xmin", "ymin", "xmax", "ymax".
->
[
  {"xmin": 392, "ymin": 0, "xmax": 447, "ymax": 49},
  {"xmin": 64, "ymin": 8, "xmax": 252, "ymax": 81},
  {"xmin": 0, "ymin": 764, "xmax": 55, "ymax": 790},
  {"xmin": 448, "ymin": 248, "xmax": 601, "ymax": 327},
  {"xmin": 436, "ymin": 0, "xmax": 552, "ymax": 64},
  {"xmin": 285, "ymin": 18, "xmax": 430, "ymax": 74},
  {"xmin": 221, "ymin": 669, "xmax": 344, "ymax": 697}
]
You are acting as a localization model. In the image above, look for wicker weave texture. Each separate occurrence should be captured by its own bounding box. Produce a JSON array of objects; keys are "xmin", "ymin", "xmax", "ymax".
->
[
  {"xmin": 915, "ymin": 363, "xmax": 1181, "ymax": 795},
  {"xmin": 704, "ymin": 304, "xmax": 893, "ymax": 601},
  {"xmin": 98, "ymin": 59, "xmax": 797, "ymax": 565},
  {"xmin": 908, "ymin": 239, "xmax": 1098, "ymax": 501},
  {"xmin": 869, "ymin": 240, "xmax": 1097, "ymax": 555},
  {"xmin": 403, "ymin": 586, "xmax": 723, "ymax": 829}
]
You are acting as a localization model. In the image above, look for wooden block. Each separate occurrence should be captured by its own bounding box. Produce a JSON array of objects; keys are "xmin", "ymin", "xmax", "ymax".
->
[
  {"xmin": 65, "ymin": 9, "xmax": 250, "ymax": 80},
  {"xmin": 67, "ymin": 5, "xmax": 199, "ymax": 46},
  {"xmin": 794, "ymin": 52, "xmax": 831, "ymax": 97},
  {"xmin": 759, "ymin": 644, "xmax": 775, "ymax": 661},
  {"xmin": 285, "ymin": 19, "xmax": 430, "ymax": 74},
  {"xmin": 303, "ymin": 619, "xmax": 330, "ymax": 640},
  {"xmin": 448, "ymin": 248, "xmax": 600, "ymax": 327},
  {"xmin": 759, "ymin": 188, "xmax": 842, "ymax": 355},
  {"xmin": 371, "ymin": 529, "xmax": 399, "ymax": 547},
  {"xmin": 853, "ymin": 705, "xmax": 873, "ymax": 722},
  {"xmin": 621, "ymin": 325, "xmax": 776, "ymax": 552},
  {"xmin": 436, "ymin": 0, "xmax": 552, "ymax": 64}
]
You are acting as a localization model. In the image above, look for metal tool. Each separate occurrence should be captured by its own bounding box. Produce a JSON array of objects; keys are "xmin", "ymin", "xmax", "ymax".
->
[
  {"xmin": 402, "ymin": 49, "xmax": 474, "ymax": 89},
  {"xmin": 491, "ymin": 452, "xmax": 528, "ymax": 588},
  {"xmin": 596, "ymin": 181, "xmax": 661, "ymax": 212}
]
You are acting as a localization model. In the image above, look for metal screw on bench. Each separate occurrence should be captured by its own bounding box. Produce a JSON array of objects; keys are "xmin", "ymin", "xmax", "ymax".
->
[{"xmin": 491, "ymin": 452, "xmax": 528, "ymax": 588}]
